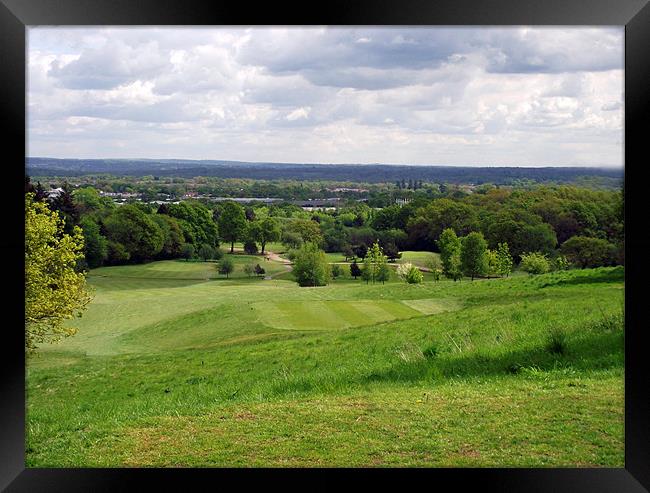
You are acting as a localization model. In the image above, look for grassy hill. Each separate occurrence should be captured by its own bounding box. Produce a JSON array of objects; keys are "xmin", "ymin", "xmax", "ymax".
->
[{"xmin": 26, "ymin": 257, "xmax": 624, "ymax": 467}]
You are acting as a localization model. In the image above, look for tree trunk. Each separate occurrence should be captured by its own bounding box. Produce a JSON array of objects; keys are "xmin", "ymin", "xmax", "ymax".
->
[{"xmin": 231, "ymin": 241, "xmax": 234, "ymax": 253}]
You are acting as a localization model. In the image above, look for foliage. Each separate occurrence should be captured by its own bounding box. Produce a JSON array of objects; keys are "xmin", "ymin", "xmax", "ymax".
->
[
  {"xmin": 243, "ymin": 240, "xmax": 259, "ymax": 255},
  {"xmin": 166, "ymin": 201, "xmax": 219, "ymax": 248},
  {"xmin": 103, "ymin": 205, "xmax": 165, "ymax": 263},
  {"xmin": 25, "ymin": 193, "xmax": 93, "ymax": 352},
  {"xmin": 461, "ymin": 232, "xmax": 488, "ymax": 280},
  {"xmin": 331, "ymin": 264, "xmax": 342, "ymax": 279},
  {"xmin": 496, "ymin": 242, "xmax": 513, "ymax": 277},
  {"xmin": 248, "ymin": 217, "xmax": 281, "ymax": 253},
  {"xmin": 254, "ymin": 264, "xmax": 266, "ymax": 277},
  {"xmin": 554, "ymin": 255, "xmax": 570, "ymax": 271},
  {"xmin": 217, "ymin": 202, "xmax": 247, "ymax": 253},
  {"xmin": 396, "ymin": 262, "xmax": 423, "ymax": 284},
  {"xmin": 198, "ymin": 244, "xmax": 216, "ymax": 261},
  {"xmin": 292, "ymin": 242, "xmax": 331, "ymax": 287},
  {"xmin": 243, "ymin": 264, "xmax": 255, "ymax": 277},
  {"xmin": 520, "ymin": 252, "xmax": 551, "ymax": 275},
  {"xmin": 218, "ymin": 257, "xmax": 235, "ymax": 278},
  {"xmin": 560, "ymin": 236, "xmax": 618, "ymax": 268},
  {"xmin": 350, "ymin": 260, "xmax": 362, "ymax": 279},
  {"xmin": 180, "ymin": 243, "xmax": 196, "ymax": 260},
  {"xmin": 79, "ymin": 217, "xmax": 108, "ymax": 269},
  {"xmin": 437, "ymin": 228, "xmax": 462, "ymax": 281},
  {"xmin": 361, "ymin": 242, "xmax": 389, "ymax": 284}
]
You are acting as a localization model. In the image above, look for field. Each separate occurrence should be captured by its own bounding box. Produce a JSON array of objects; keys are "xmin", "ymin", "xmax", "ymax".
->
[{"xmin": 26, "ymin": 255, "xmax": 625, "ymax": 467}]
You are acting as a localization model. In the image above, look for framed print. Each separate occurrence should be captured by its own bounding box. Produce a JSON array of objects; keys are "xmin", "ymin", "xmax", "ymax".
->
[{"xmin": 2, "ymin": 0, "xmax": 649, "ymax": 490}]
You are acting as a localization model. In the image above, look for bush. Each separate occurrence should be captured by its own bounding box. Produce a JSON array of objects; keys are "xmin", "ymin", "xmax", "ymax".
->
[
  {"xmin": 243, "ymin": 240, "xmax": 258, "ymax": 255},
  {"xmin": 243, "ymin": 264, "xmax": 255, "ymax": 277},
  {"xmin": 560, "ymin": 236, "xmax": 618, "ymax": 268},
  {"xmin": 180, "ymin": 243, "xmax": 195, "ymax": 261},
  {"xmin": 397, "ymin": 262, "xmax": 423, "ymax": 284},
  {"xmin": 198, "ymin": 243, "xmax": 215, "ymax": 261},
  {"xmin": 292, "ymin": 242, "xmax": 331, "ymax": 287},
  {"xmin": 218, "ymin": 257, "xmax": 235, "ymax": 278},
  {"xmin": 254, "ymin": 264, "xmax": 266, "ymax": 277},
  {"xmin": 331, "ymin": 264, "xmax": 342, "ymax": 279},
  {"xmin": 519, "ymin": 252, "xmax": 550, "ymax": 275}
]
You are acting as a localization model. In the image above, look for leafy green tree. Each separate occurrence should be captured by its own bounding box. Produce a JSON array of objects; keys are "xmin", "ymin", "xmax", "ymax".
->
[
  {"xmin": 425, "ymin": 256, "xmax": 442, "ymax": 281},
  {"xmin": 283, "ymin": 219, "xmax": 323, "ymax": 247},
  {"xmin": 361, "ymin": 241, "xmax": 389, "ymax": 284},
  {"xmin": 218, "ymin": 202, "xmax": 248, "ymax": 253},
  {"xmin": 254, "ymin": 264, "xmax": 266, "ymax": 277},
  {"xmin": 152, "ymin": 214, "xmax": 185, "ymax": 259},
  {"xmin": 243, "ymin": 263, "xmax": 255, "ymax": 277},
  {"xmin": 103, "ymin": 204, "xmax": 164, "ymax": 263},
  {"xmin": 437, "ymin": 228, "xmax": 462, "ymax": 281},
  {"xmin": 331, "ymin": 264, "xmax": 342, "ymax": 279},
  {"xmin": 167, "ymin": 202, "xmax": 219, "ymax": 247},
  {"xmin": 198, "ymin": 244, "xmax": 216, "ymax": 261},
  {"xmin": 249, "ymin": 217, "xmax": 281, "ymax": 254},
  {"xmin": 181, "ymin": 243, "xmax": 196, "ymax": 261},
  {"xmin": 50, "ymin": 181, "xmax": 80, "ymax": 235},
  {"xmin": 243, "ymin": 240, "xmax": 259, "ymax": 255},
  {"xmin": 485, "ymin": 249, "xmax": 499, "ymax": 278},
  {"xmin": 79, "ymin": 217, "xmax": 108, "ymax": 268},
  {"xmin": 560, "ymin": 236, "xmax": 618, "ymax": 268},
  {"xmin": 292, "ymin": 242, "xmax": 331, "ymax": 287},
  {"xmin": 520, "ymin": 252, "xmax": 551, "ymax": 275},
  {"xmin": 350, "ymin": 260, "xmax": 361, "ymax": 280},
  {"xmin": 218, "ymin": 257, "xmax": 235, "ymax": 278},
  {"xmin": 496, "ymin": 242, "xmax": 513, "ymax": 277},
  {"xmin": 461, "ymin": 232, "xmax": 488, "ymax": 280},
  {"xmin": 25, "ymin": 193, "xmax": 93, "ymax": 352}
]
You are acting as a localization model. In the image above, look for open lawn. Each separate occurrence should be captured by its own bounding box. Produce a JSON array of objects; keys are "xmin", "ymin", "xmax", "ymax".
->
[{"xmin": 26, "ymin": 261, "xmax": 624, "ymax": 467}]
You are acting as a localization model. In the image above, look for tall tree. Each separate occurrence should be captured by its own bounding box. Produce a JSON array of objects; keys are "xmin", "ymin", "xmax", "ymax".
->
[
  {"xmin": 461, "ymin": 232, "xmax": 488, "ymax": 280},
  {"xmin": 496, "ymin": 242, "xmax": 513, "ymax": 277},
  {"xmin": 249, "ymin": 216, "xmax": 281, "ymax": 254},
  {"xmin": 217, "ymin": 201, "xmax": 247, "ymax": 253},
  {"xmin": 25, "ymin": 193, "xmax": 93, "ymax": 352},
  {"xmin": 361, "ymin": 241, "xmax": 388, "ymax": 285},
  {"xmin": 292, "ymin": 242, "xmax": 331, "ymax": 287},
  {"xmin": 437, "ymin": 228, "xmax": 462, "ymax": 281}
]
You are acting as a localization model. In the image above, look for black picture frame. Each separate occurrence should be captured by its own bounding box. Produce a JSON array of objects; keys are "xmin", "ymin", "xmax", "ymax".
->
[{"xmin": 2, "ymin": 0, "xmax": 648, "ymax": 490}]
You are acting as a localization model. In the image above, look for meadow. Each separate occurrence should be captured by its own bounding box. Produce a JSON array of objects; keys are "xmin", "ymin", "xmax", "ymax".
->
[{"xmin": 26, "ymin": 254, "xmax": 625, "ymax": 467}]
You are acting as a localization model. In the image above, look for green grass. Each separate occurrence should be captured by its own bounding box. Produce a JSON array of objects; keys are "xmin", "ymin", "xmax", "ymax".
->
[
  {"xmin": 398, "ymin": 251, "xmax": 440, "ymax": 268},
  {"xmin": 26, "ymin": 263, "xmax": 624, "ymax": 467}
]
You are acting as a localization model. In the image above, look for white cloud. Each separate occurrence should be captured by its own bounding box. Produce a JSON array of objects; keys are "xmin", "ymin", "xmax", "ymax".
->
[{"xmin": 27, "ymin": 27, "xmax": 623, "ymax": 166}]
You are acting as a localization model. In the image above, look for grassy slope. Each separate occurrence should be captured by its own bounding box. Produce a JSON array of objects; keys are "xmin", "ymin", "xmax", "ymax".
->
[{"xmin": 26, "ymin": 262, "xmax": 624, "ymax": 467}]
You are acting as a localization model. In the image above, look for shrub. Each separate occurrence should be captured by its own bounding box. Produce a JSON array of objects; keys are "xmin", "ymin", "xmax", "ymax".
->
[
  {"xmin": 397, "ymin": 262, "xmax": 423, "ymax": 284},
  {"xmin": 331, "ymin": 264, "xmax": 342, "ymax": 279},
  {"xmin": 520, "ymin": 252, "xmax": 550, "ymax": 275},
  {"xmin": 243, "ymin": 264, "xmax": 255, "ymax": 277},
  {"xmin": 254, "ymin": 264, "xmax": 266, "ymax": 277},
  {"xmin": 560, "ymin": 236, "xmax": 618, "ymax": 268},
  {"xmin": 243, "ymin": 240, "xmax": 258, "ymax": 255},
  {"xmin": 198, "ymin": 243, "xmax": 215, "ymax": 261},
  {"xmin": 218, "ymin": 257, "xmax": 235, "ymax": 278}
]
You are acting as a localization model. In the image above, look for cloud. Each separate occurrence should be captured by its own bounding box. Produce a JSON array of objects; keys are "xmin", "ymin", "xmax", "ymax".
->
[{"xmin": 27, "ymin": 27, "xmax": 624, "ymax": 166}]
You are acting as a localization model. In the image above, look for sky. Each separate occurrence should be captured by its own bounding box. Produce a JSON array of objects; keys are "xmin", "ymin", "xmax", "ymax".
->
[{"xmin": 27, "ymin": 27, "xmax": 624, "ymax": 167}]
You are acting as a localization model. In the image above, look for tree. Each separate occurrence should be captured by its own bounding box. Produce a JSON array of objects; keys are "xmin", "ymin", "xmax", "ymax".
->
[
  {"xmin": 350, "ymin": 260, "xmax": 361, "ymax": 280},
  {"xmin": 167, "ymin": 202, "xmax": 219, "ymax": 248},
  {"xmin": 437, "ymin": 228, "xmax": 462, "ymax": 281},
  {"xmin": 25, "ymin": 193, "xmax": 93, "ymax": 352},
  {"xmin": 292, "ymin": 242, "xmax": 331, "ymax": 287},
  {"xmin": 243, "ymin": 240, "xmax": 259, "ymax": 255},
  {"xmin": 254, "ymin": 264, "xmax": 266, "ymax": 277},
  {"xmin": 383, "ymin": 243, "xmax": 402, "ymax": 262},
  {"xmin": 198, "ymin": 243, "xmax": 216, "ymax": 261},
  {"xmin": 560, "ymin": 236, "xmax": 618, "ymax": 268},
  {"xmin": 249, "ymin": 217, "xmax": 281, "ymax": 254},
  {"xmin": 425, "ymin": 256, "xmax": 443, "ymax": 281},
  {"xmin": 361, "ymin": 241, "xmax": 389, "ymax": 285},
  {"xmin": 331, "ymin": 264, "xmax": 342, "ymax": 280},
  {"xmin": 218, "ymin": 257, "xmax": 235, "ymax": 278},
  {"xmin": 243, "ymin": 263, "xmax": 255, "ymax": 277},
  {"xmin": 50, "ymin": 181, "xmax": 80, "ymax": 235},
  {"xmin": 152, "ymin": 214, "xmax": 185, "ymax": 259},
  {"xmin": 397, "ymin": 262, "xmax": 423, "ymax": 284},
  {"xmin": 103, "ymin": 204, "xmax": 165, "ymax": 263},
  {"xmin": 496, "ymin": 242, "xmax": 513, "ymax": 277},
  {"xmin": 485, "ymin": 249, "xmax": 499, "ymax": 278},
  {"xmin": 79, "ymin": 217, "xmax": 108, "ymax": 269},
  {"xmin": 520, "ymin": 252, "xmax": 550, "ymax": 275},
  {"xmin": 283, "ymin": 219, "xmax": 323, "ymax": 247},
  {"xmin": 217, "ymin": 202, "xmax": 247, "ymax": 253},
  {"xmin": 181, "ymin": 243, "xmax": 195, "ymax": 261},
  {"xmin": 461, "ymin": 232, "xmax": 488, "ymax": 280}
]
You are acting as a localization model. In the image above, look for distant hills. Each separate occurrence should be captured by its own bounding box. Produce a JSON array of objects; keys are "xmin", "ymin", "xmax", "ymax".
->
[{"xmin": 26, "ymin": 157, "xmax": 623, "ymax": 185}]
